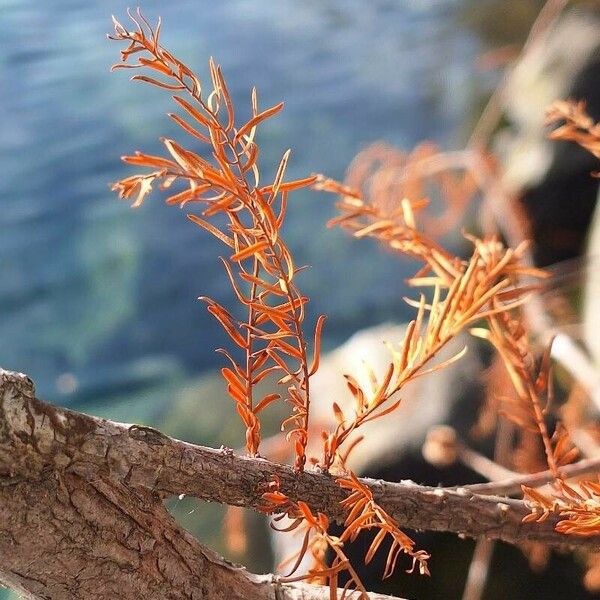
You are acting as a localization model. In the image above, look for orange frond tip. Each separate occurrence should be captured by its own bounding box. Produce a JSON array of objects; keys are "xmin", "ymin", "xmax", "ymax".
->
[
  {"xmin": 362, "ymin": 397, "xmax": 402, "ymax": 422},
  {"xmin": 270, "ymin": 518, "xmax": 304, "ymax": 533},
  {"xmin": 231, "ymin": 240, "xmax": 269, "ymax": 262},
  {"xmin": 282, "ymin": 528, "xmax": 312, "ymax": 578},
  {"xmin": 168, "ymin": 113, "xmax": 211, "ymax": 143},
  {"xmin": 254, "ymin": 393, "xmax": 281, "ymax": 413},
  {"xmin": 265, "ymin": 150, "xmax": 293, "ymax": 202},
  {"xmin": 187, "ymin": 214, "xmax": 235, "ymax": 247},
  {"xmin": 130, "ymin": 74, "xmax": 185, "ymax": 90},
  {"xmin": 236, "ymin": 403, "xmax": 253, "ymax": 427},
  {"xmin": 365, "ymin": 529, "xmax": 387, "ymax": 564},
  {"xmin": 296, "ymin": 501, "xmax": 315, "ymax": 522},
  {"xmin": 235, "ymin": 101, "xmax": 285, "ymax": 142},
  {"xmin": 221, "ymin": 367, "xmax": 246, "ymax": 392},
  {"xmin": 204, "ymin": 300, "xmax": 247, "ymax": 348},
  {"xmin": 112, "ymin": 174, "xmax": 156, "ymax": 208},
  {"xmin": 262, "ymin": 492, "xmax": 289, "ymax": 505},
  {"xmin": 280, "ymin": 175, "xmax": 319, "ymax": 192},
  {"xmin": 166, "ymin": 184, "xmax": 210, "ymax": 206},
  {"xmin": 261, "ymin": 175, "xmax": 319, "ymax": 195},
  {"xmin": 403, "ymin": 295, "xmax": 432, "ymax": 311},
  {"xmin": 416, "ymin": 345, "xmax": 468, "ymax": 378},
  {"xmin": 332, "ymin": 402, "xmax": 345, "ymax": 425},
  {"xmin": 138, "ymin": 57, "xmax": 173, "ymax": 76},
  {"xmin": 308, "ymin": 314, "xmax": 327, "ymax": 376},
  {"xmin": 121, "ymin": 152, "xmax": 175, "ymax": 169},
  {"xmin": 172, "ymin": 95, "xmax": 213, "ymax": 127}
]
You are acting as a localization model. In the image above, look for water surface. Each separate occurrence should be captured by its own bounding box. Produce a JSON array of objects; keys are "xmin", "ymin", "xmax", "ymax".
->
[{"xmin": 0, "ymin": 0, "xmax": 480, "ymax": 427}]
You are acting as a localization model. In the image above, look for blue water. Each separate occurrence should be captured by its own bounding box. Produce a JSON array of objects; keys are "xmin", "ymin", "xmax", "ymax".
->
[
  {"xmin": 0, "ymin": 0, "xmax": 481, "ymax": 419},
  {"xmin": 0, "ymin": 2, "xmax": 489, "ymax": 595}
]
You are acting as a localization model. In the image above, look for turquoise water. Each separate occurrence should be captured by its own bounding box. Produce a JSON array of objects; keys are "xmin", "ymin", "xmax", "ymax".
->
[
  {"xmin": 0, "ymin": 0, "xmax": 489, "ymax": 594},
  {"xmin": 0, "ymin": 0, "xmax": 481, "ymax": 419}
]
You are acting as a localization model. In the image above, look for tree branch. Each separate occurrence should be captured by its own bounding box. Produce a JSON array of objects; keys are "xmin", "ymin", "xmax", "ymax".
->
[
  {"xmin": 0, "ymin": 369, "xmax": 399, "ymax": 600},
  {"xmin": 1, "ymin": 367, "xmax": 598, "ymax": 599}
]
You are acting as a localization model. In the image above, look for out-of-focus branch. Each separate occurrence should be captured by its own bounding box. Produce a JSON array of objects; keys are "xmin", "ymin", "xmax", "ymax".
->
[
  {"xmin": 380, "ymin": 143, "xmax": 600, "ymax": 411},
  {"xmin": 463, "ymin": 0, "xmax": 600, "ymax": 411},
  {"xmin": 464, "ymin": 455, "xmax": 600, "ymax": 497},
  {"xmin": 461, "ymin": 539, "xmax": 495, "ymax": 600},
  {"xmin": 467, "ymin": 0, "xmax": 569, "ymax": 150}
]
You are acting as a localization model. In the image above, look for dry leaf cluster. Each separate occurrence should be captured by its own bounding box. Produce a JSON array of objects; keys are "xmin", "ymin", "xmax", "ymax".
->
[
  {"xmin": 110, "ymin": 10, "xmax": 323, "ymax": 471},
  {"xmin": 546, "ymin": 99, "xmax": 600, "ymax": 167}
]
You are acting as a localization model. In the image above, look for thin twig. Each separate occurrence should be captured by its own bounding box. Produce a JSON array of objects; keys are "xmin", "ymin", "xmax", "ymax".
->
[
  {"xmin": 458, "ymin": 444, "xmax": 515, "ymax": 488},
  {"xmin": 464, "ymin": 456, "xmax": 600, "ymax": 496}
]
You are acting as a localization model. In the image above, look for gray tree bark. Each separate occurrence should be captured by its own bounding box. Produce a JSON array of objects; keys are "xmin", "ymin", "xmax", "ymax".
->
[{"xmin": 0, "ymin": 368, "xmax": 597, "ymax": 599}]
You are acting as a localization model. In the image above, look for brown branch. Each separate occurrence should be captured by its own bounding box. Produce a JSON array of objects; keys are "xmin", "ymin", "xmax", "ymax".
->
[
  {"xmin": 1, "ymin": 464, "xmax": 408, "ymax": 600},
  {"xmin": 1, "ymin": 368, "xmax": 599, "ymax": 598},
  {"xmin": 0, "ymin": 369, "xmax": 399, "ymax": 600}
]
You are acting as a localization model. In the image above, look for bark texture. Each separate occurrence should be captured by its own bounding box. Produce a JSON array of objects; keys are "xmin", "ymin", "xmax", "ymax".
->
[
  {"xmin": 0, "ymin": 368, "xmax": 598, "ymax": 599},
  {"xmin": 0, "ymin": 369, "xmax": 401, "ymax": 600}
]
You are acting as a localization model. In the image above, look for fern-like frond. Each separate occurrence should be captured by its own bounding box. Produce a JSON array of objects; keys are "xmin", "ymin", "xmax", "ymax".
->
[{"xmin": 110, "ymin": 10, "xmax": 323, "ymax": 469}]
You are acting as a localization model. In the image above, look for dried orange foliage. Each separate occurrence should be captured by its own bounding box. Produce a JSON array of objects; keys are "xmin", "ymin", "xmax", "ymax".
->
[
  {"xmin": 472, "ymin": 315, "xmax": 579, "ymax": 478},
  {"xmin": 109, "ymin": 10, "xmax": 324, "ymax": 470},
  {"xmin": 338, "ymin": 474, "xmax": 430, "ymax": 578},
  {"xmin": 277, "ymin": 177, "xmax": 558, "ymax": 590},
  {"xmin": 262, "ymin": 478, "xmax": 370, "ymax": 599},
  {"xmin": 319, "ymin": 94, "xmax": 600, "ymax": 544},
  {"xmin": 318, "ymin": 154, "xmax": 600, "ymax": 545},
  {"xmin": 316, "ymin": 177, "xmax": 547, "ymax": 472},
  {"xmin": 523, "ymin": 479, "xmax": 600, "ymax": 536},
  {"xmin": 109, "ymin": 15, "xmax": 431, "ymax": 594},
  {"xmin": 262, "ymin": 475, "xmax": 429, "ymax": 598},
  {"xmin": 513, "ymin": 98, "xmax": 600, "ymax": 538},
  {"xmin": 341, "ymin": 142, "xmax": 480, "ymax": 238},
  {"xmin": 546, "ymin": 99, "xmax": 600, "ymax": 166}
]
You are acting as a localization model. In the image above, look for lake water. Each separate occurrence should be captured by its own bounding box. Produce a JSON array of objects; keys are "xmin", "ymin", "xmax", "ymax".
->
[
  {"xmin": 0, "ymin": 0, "xmax": 498, "ymax": 594},
  {"xmin": 0, "ymin": 0, "xmax": 482, "ymax": 425}
]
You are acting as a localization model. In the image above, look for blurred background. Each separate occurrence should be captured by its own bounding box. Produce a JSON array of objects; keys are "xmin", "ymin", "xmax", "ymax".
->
[
  {"xmin": 1, "ymin": 1, "xmax": 600, "ymax": 599},
  {"xmin": 0, "ymin": 0, "xmax": 486, "ymax": 412}
]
